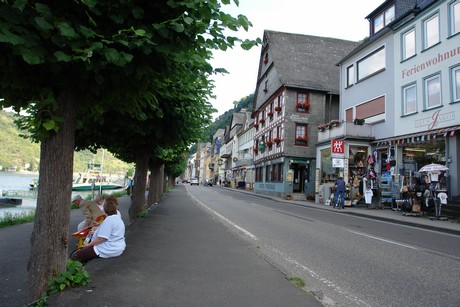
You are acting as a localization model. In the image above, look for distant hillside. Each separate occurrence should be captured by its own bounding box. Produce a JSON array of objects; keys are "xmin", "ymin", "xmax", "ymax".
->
[
  {"xmin": 0, "ymin": 110, "xmax": 133, "ymax": 175},
  {"xmin": 207, "ymin": 94, "xmax": 253, "ymax": 141}
]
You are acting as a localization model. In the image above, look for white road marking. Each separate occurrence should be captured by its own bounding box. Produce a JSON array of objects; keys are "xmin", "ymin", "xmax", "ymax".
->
[
  {"xmin": 347, "ymin": 230, "xmax": 419, "ymax": 250},
  {"xmin": 188, "ymin": 192, "xmax": 258, "ymax": 241}
]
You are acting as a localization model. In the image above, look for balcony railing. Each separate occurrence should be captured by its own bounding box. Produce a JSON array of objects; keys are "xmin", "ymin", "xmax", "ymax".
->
[{"xmin": 317, "ymin": 122, "xmax": 374, "ymax": 142}]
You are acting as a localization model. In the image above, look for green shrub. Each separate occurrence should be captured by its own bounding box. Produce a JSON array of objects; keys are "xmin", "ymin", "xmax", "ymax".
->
[{"xmin": 0, "ymin": 211, "xmax": 35, "ymax": 228}]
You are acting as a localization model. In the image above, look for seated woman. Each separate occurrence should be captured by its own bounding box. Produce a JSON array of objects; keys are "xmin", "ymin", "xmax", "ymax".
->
[{"xmin": 71, "ymin": 200, "xmax": 126, "ymax": 263}]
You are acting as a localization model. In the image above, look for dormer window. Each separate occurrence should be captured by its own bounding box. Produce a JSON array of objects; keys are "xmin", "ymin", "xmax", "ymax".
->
[{"xmin": 373, "ymin": 4, "xmax": 395, "ymax": 34}]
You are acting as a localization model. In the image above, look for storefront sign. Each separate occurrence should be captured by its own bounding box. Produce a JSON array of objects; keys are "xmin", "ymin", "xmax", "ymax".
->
[
  {"xmin": 332, "ymin": 158, "xmax": 344, "ymax": 168},
  {"xmin": 290, "ymin": 158, "xmax": 308, "ymax": 164},
  {"xmin": 331, "ymin": 139, "xmax": 345, "ymax": 155},
  {"xmin": 286, "ymin": 169, "xmax": 294, "ymax": 182}
]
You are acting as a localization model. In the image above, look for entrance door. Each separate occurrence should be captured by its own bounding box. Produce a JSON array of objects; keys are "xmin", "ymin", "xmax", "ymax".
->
[{"xmin": 293, "ymin": 165, "xmax": 305, "ymax": 193}]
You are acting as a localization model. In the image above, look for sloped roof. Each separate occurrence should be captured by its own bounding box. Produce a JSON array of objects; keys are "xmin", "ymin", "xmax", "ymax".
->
[{"xmin": 264, "ymin": 31, "xmax": 360, "ymax": 95}]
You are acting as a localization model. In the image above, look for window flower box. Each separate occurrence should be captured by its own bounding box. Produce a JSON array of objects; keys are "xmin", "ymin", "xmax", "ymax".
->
[
  {"xmin": 274, "ymin": 106, "xmax": 282, "ymax": 113},
  {"xmin": 259, "ymin": 118, "xmax": 265, "ymax": 124},
  {"xmin": 267, "ymin": 111, "xmax": 274, "ymax": 118},
  {"xmin": 253, "ymin": 147, "xmax": 258, "ymax": 154},
  {"xmin": 273, "ymin": 137, "xmax": 281, "ymax": 144},
  {"xmin": 296, "ymin": 136, "xmax": 308, "ymax": 143},
  {"xmin": 265, "ymin": 140, "xmax": 273, "ymax": 147},
  {"xmin": 318, "ymin": 124, "xmax": 327, "ymax": 132},
  {"xmin": 254, "ymin": 123, "xmax": 259, "ymax": 129},
  {"xmin": 296, "ymin": 102, "xmax": 310, "ymax": 112}
]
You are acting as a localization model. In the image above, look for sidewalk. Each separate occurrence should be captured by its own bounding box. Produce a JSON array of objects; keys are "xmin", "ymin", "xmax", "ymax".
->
[{"xmin": 47, "ymin": 188, "xmax": 322, "ymax": 307}]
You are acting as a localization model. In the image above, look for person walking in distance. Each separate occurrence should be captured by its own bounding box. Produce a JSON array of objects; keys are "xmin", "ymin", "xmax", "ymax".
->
[{"xmin": 334, "ymin": 177, "xmax": 346, "ymax": 209}]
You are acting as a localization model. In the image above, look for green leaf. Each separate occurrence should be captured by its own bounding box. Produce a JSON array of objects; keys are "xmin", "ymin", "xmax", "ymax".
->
[
  {"xmin": 34, "ymin": 3, "xmax": 52, "ymax": 17},
  {"xmin": 59, "ymin": 283, "xmax": 66, "ymax": 291},
  {"xmin": 43, "ymin": 119, "xmax": 56, "ymax": 131},
  {"xmin": 57, "ymin": 21, "xmax": 78, "ymax": 39},
  {"xmin": 54, "ymin": 51, "xmax": 72, "ymax": 62},
  {"xmin": 34, "ymin": 17, "xmax": 53, "ymax": 31},
  {"xmin": 172, "ymin": 22, "xmax": 184, "ymax": 33},
  {"xmin": 0, "ymin": 29, "xmax": 25, "ymax": 45},
  {"xmin": 13, "ymin": 0, "xmax": 28, "ymax": 11},
  {"xmin": 183, "ymin": 17, "xmax": 193, "ymax": 25},
  {"xmin": 132, "ymin": 7, "xmax": 144, "ymax": 19},
  {"xmin": 81, "ymin": 0, "xmax": 97, "ymax": 7},
  {"xmin": 21, "ymin": 48, "xmax": 44, "ymax": 64},
  {"xmin": 134, "ymin": 29, "xmax": 146, "ymax": 36}
]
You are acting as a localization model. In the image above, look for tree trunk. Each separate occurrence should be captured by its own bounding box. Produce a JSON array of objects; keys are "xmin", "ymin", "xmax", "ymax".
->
[
  {"xmin": 28, "ymin": 92, "xmax": 77, "ymax": 302},
  {"xmin": 159, "ymin": 164, "xmax": 165, "ymax": 195},
  {"xmin": 149, "ymin": 160, "xmax": 161, "ymax": 204},
  {"xmin": 128, "ymin": 150, "xmax": 149, "ymax": 222}
]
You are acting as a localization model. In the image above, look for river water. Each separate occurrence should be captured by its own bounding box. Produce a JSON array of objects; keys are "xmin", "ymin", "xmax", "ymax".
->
[{"xmin": 0, "ymin": 172, "xmax": 124, "ymax": 218}]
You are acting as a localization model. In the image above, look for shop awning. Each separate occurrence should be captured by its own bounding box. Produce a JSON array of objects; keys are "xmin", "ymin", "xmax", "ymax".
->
[{"xmin": 373, "ymin": 125, "xmax": 459, "ymax": 146}]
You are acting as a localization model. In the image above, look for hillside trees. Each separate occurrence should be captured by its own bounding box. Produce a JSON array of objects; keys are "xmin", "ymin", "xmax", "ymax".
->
[{"xmin": 0, "ymin": 0, "xmax": 258, "ymax": 301}]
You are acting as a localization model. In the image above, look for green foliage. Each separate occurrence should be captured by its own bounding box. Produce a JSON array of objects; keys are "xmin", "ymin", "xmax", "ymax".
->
[
  {"xmin": 288, "ymin": 276, "xmax": 305, "ymax": 288},
  {"xmin": 47, "ymin": 260, "xmax": 91, "ymax": 295},
  {"xmin": 0, "ymin": 211, "xmax": 35, "ymax": 228},
  {"xmin": 207, "ymin": 94, "xmax": 254, "ymax": 141},
  {"xmin": 138, "ymin": 210, "xmax": 148, "ymax": 218}
]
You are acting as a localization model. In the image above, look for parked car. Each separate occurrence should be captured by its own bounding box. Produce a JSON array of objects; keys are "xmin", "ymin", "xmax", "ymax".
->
[
  {"xmin": 204, "ymin": 179, "xmax": 213, "ymax": 186},
  {"xmin": 190, "ymin": 178, "xmax": 199, "ymax": 185}
]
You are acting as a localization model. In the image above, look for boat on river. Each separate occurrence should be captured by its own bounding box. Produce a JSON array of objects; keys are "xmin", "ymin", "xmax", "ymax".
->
[{"xmin": 72, "ymin": 162, "xmax": 125, "ymax": 191}]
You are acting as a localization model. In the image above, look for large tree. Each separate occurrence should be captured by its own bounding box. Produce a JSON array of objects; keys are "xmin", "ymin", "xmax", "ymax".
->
[{"xmin": 0, "ymin": 0, "xmax": 258, "ymax": 301}]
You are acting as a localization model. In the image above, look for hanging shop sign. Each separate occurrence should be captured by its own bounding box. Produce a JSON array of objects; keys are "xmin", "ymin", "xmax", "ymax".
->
[
  {"xmin": 331, "ymin": 139, "xmax": 345, "ymax": 157},
  {"xmin": 286, "ymin": 169, "xmax": 294, "ymax": 182}
]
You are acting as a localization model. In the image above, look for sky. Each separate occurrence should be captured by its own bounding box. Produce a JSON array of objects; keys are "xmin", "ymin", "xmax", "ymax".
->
[{"xmin": 210, "ymin": 0, "xmax": 385, "ymax": 118}]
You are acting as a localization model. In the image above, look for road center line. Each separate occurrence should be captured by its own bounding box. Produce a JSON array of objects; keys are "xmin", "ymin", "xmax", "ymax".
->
[{"xmin": 347, "ymin": 230, "xmax": 419, "ymax": 250}]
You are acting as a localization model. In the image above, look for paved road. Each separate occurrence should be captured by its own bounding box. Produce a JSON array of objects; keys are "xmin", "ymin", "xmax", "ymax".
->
[{"xmin": 186, "ymin": 185, "xmax": 460, "ymax": 306}]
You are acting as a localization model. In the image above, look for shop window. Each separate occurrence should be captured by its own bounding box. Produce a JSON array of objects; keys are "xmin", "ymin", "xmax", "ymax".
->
[
  {"xmin": 402, "ymin": 83, "xmax": 417, "ymax": 115},
  {"xmin": 452, "ymin": 65, "xmax": 460, "ymax": 103},
  {"xmin": 450, "ymin": 0, "xmax": 460, "ymax": 36},
  {"xmin": 423, "ymin": 13, "xmax": 440, "ymax": 50},
  {"xmin": 357, "ymin": 46, "xmax": 385, "ymax": 81},
  {"xmin": 424, "ymin": 74, "xmax": 441, "ymax": 109},
  {"xmin": 402, "ymin": 28, "xmax": 416, "ymax": 61},
  {"xmin": 296, "ymin": 92, "xmax": 310, "ymax": 113},
  {"xmin": 295, "ymin": 124, "xmax": 308, "ymax": 146}
]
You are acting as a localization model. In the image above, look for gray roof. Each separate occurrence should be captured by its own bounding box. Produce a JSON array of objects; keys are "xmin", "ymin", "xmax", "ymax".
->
[{"xmin": 264, "ymin": 31, "xmax": 360, "ymax": 95}]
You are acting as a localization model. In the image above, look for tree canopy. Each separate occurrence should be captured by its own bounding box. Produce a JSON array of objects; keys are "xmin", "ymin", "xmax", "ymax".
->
[{"xmin": 0, "ymin": 0, "xmax": 259, "ymax": 301}]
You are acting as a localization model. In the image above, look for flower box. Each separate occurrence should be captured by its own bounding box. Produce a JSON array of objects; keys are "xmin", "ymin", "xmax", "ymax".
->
[
  {"xmin": 274, "ymin": 106, "xmax": 282, "ymax": 112},
  {"xmin": 259, "ymin": 118, "xmax": 265, "ymax": 124},
  {"xmin": 267, "ymin": 111, "xmax": 274, "ymax": 118},
  {"xmin": 354, "ymin": 118, "xmax": 365, "ymax": 125},
  {"xmin": 273, "ymin": 137, "xmax": 281, "ymax": 144},
  {"xmin": 296, "ymin": 136, "xmax": 308, "ymax": 143},
  {"xmin": 265, "ymin": 140, "xmax": 273, "ymax": 147}
]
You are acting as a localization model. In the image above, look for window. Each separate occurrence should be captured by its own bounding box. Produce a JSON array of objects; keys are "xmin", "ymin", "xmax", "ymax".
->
[
  {"xmin": 452, "ymin": 66, "xmax": 460, "ymax": 102},
  {"xmin": 265, "ymin": 165, "xmax": 271, "ymax": 182},
  {"xmin": 264, "ymin": 80, "xmax": 268, "ymax": 92},
  {"xmin": 424, "ymin": 74, "xmax": 441, "ymax": 109},
  {"xmin": 423, "ymin": 14, "xmax": 440, "ymax": 49},
  {"xmin": 296, "ymin": 92, "xmax": 310, "ymax": 112},
  {"xmin": 346, "ymin": 65, "xmax": 354, "ymax": 87},
  {"xmin": 402, "ymin": 83, "xmax": 417, "ymax": 115},
  {"xmin": 450, "ymin": 0, "xmax": 460, "ymax": 36},
  {"xmin": 373, "ymin": 5, "xmax": 395, "ymax": 34},
  {"xmin": 402, "ymin": 29, "xmax": 416, "ymax": 60},
  {"xmin": 357, "ymin": 47, "xmax": 385, "ymax": 81},
  {"xmin": 295, "ymin": 124, "xmax": 308, "ymax": 146}
]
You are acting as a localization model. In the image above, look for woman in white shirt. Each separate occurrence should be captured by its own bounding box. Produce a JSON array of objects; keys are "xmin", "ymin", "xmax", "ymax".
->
[{"xmin": 71, "ymin": 199, "xmax": 126, "ymax": 263}]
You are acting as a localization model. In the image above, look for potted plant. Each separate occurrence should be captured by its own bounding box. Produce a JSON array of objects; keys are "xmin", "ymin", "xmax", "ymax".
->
[
  {"xmin": 274, "ymin": 105, "xmax": 282, "ymax": 113},
  {"xmin": 267, "ymin": 111, "xmax": 274, "ymax": 118},
  {"xmin": 354, "ymin": 118, "xmax": 365, "ymax": 125},
  {"xmin": 259, "ymin": 118, "xmax": 265, "ymax": 124},
  {"xmin": 253, "ymin": 123, "xmax": 259, "ymax": 129},
  {"xmin": 273, "ymin": 137, "xmax": 281, "ymax": 144},
  {"xmin": 329, "ymin": 119, "xmax": 341, "ymax": 127},
  {"xmin": 253, "ymin": 147, "xmax": 258, "ymax": 154}
]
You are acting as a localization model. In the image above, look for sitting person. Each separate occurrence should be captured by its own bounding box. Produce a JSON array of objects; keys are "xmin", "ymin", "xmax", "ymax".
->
[
  {"xmin": 95, "ymin": 194, "xmax": 105, "ymax": 211},
  {"xmin": 71, "ymin": 200, "xmax": 126, "ymax": 263},
  {"xmin": 104, "ymin": 195, "xmax": 121, "ymax": 216},
  {"xmin": 72, "ymin": 195, "xmax": 104, "ymax": 231}
]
